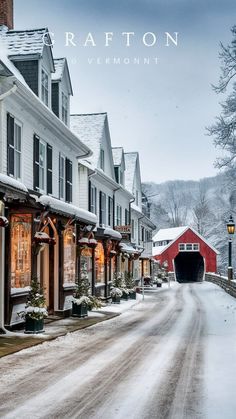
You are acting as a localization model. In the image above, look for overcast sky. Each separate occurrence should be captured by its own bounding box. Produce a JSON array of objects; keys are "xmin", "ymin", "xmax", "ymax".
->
[{"xmin": 15, "ymin": 0, "xmax": 236, "ymax": 183}]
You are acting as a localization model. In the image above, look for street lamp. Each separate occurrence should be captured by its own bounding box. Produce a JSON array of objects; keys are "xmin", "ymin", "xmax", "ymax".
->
[{"xmin": 227, "ymin": 215, "xmax": 235, "ymax": 280}]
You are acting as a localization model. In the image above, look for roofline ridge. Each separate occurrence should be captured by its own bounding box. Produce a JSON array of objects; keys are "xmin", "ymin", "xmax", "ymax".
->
[
  {"xmin": 7, "ymin": 27, "xmax": 48, "ymax": 33},
  {"xmin": 71, "ymin": 112, "xmax": 107, "ymax": 116}
]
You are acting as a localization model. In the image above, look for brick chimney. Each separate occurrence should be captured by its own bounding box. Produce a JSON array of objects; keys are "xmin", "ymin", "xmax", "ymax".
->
[{"xmin": 0, "ymin": 0, "xmax": 13, "ymax": 30}]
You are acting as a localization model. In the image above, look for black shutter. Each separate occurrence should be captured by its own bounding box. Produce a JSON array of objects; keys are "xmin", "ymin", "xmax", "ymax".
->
[
  {"xmin": 47, "ymin": 144, "xmax": 53, "ymax": 194},
  {"xmin": 33, "ymin": 134, "xmax": 40, "ymax": 190},
  {"xmin": 99, "ymin": 191, "xmax": 102, "ymax": 225},
  {"xmin": 7, "ymin": 113, "xmax": 14, "ymax": 176},
  {"xmin": 88, "ymin": 180, "xmax": 91, "ymax": 211},
  {"xmin": 65, "ymin": 158, "xmax": 72, "ymax": 202}
]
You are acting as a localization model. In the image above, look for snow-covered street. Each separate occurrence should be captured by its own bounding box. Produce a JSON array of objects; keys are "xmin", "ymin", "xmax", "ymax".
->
[{"xmin": 0, "ymin": 282, "xmax": 236, "ymax": 419}]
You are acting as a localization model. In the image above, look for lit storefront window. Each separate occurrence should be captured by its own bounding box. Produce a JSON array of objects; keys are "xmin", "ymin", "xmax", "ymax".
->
[
  {"xmin": 81, "ymin": 247, "xmax": 93, "ymax": 285},
  {"xmin": 63, "ymin": 226, "xmax": 76, "ymax": 284},
  {"xmin": 95, "ymin": 241, "xmax": 105, "ymax": 283},
  {"xmin": 110, "ymin": 257, "xmax": 115, "ymax": 282},
  {"xmin": 11, "ymin": 214, "xmax": 31, "ymax": 289}
]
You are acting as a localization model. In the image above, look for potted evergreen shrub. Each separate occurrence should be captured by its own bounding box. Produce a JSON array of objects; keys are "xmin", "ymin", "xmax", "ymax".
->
[
  {"xmin": 72, "ymin": 263, "xmax": 102, "ymax": 316},
  {"xmin": 111, "ymin": 287, "xmax": 123, "ymax": 304},
  {"xmin": 18, "ymin": 277, "xmax": 48, "ymax": 334},
  {"xmin": 125, "ymin": 272, "xmax": 136, "ymax": 299}
]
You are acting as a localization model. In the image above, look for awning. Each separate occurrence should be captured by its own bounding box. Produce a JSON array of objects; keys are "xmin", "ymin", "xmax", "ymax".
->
[
  {"xmin": 37, "ymin": 195, "xmax": 97, "ymax": 225},
  {"xmin": 119, "ymin": 242, "xmax": 140, "ymax": 254},
  {"xmin": 103, "ymin": 227, "xmax": 122, "ymax": 240},
  {"xmin": 139, "ymin": 250, "xmax": 153, "ymax": 259}
]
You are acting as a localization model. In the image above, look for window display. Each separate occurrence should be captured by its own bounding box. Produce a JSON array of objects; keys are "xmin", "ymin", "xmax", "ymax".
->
[
  {"xmin": 63, "ymin": 226, "xmax": 76, "ymax": 284},
  {"xmin": 11, "ymin": 214, "xmax": 32, "ymax": 289},
  {"xmin": 95, "ymin": 241, "xmax": 105, "ymax": 283},
  {"xmin": 80, "ymin": 247, "xmax": 93, "ymax": 285}
]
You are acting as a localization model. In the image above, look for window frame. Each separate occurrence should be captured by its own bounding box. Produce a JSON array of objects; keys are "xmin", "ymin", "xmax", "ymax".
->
[
  {"xmin": 39, "ymin": 138, "xmax": 47, "ymax": 193},
  {"xmin": 100, "ymin": 149, "xmax": 105, "ymax": 171},
  {"xmin": 59, "ymin": 153, "xmax": 65, "ymax": 200},
  {"xmin": 61, "ymin": 91, "xmax": 68, "ymax": 125},
  {"xmin": 41, "ymin": 68, "xmax": 49, "ymax": 106}
]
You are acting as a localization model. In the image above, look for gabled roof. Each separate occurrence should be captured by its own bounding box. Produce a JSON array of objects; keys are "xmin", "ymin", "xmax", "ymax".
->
[
  {"xmin": 124, "ymin": 152, "xmax": 138, "ymax": 194},
  {"xmin": 0, "ymin": 26, "xmax": 50, "ymax": 56},
  {"xmin": 0, "ymin": 54, "xmax": 92, "ymax": 157},
  {"xmin": 52, "ymin": 58, "xmax": 73, "ymax": 95},
  {"xmin": 152, "ymin": 226, "xmax": 219, "ymax": 256},
  {"xmin": 70, "ymin": 113, "xmax": 107, "ymax": 167},
  {"xmin": 0, "ymin": 26, "xmax": 54, "ymax": 71},
  {"xmin": 153, "ymin": 226, "xmax": 187, "ymax": 243},
  {"xmin": 112, "ymin": 147, "xmax": 123, "ymax": 166}
]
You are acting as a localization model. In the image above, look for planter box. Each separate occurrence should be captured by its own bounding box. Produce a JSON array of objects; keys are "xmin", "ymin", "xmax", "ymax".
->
[
  {"xmin": 156, "ymin": 283, "xmax": 162, "ymax": 288},
  {"xmin": 24, "ymin": 317, "xmax": 45, "ymax": 334},
  {"xmin": 129, "ymin": 291, "xmax": 136, "ymax": 300},
  {"xmin": 112, "ymin": 296, "xmax": 121, "ymax": 304},
  {"xmin": 121, "ymin": 293, "xmax": 129, "ymax": 301},
  {"xmin": 72, "ymin": 302, "xmax": 88, "ymax": 318}
]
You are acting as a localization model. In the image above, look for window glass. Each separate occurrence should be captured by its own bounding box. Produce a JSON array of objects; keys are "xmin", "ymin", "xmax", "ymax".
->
[
  {"xmin": 10, "ymin": 214, "xmax": 31, "ymax": 290},
  {"xmin": 59, "ymin": 154, "xmax": 65, "ymax": 199},
  {"xmin": 186, "ymin": 243, "xmax": 193, "ymax": 251},
  {"xmin": 62, "ymin": 92, "xmax": 68, "ymax": 125},
  {"xmin": 41, "ymin": 69, "xmax": 49, "ymax": 106},
  {"xmin": 39, "ymin": 140, "xmax": 46, "ymax": 192},
  {"xmin": 95, "ymin": 241, "xmax": 105, "ymax": 283},
  {"xmin": 14, "ymin": 122, "xmax": 21, "ymax": 179},
  {"xmin": 63, "ymin": 227, "xmax": 76, "ymax": 284}
]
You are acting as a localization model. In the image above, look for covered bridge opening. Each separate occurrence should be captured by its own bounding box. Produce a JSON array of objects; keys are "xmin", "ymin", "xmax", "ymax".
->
[{"xmin": 174, "ymin": 252, "xmax": 204, "ymax": 283}]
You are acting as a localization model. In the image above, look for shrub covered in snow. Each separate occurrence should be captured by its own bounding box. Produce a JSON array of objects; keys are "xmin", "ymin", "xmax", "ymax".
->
[
  {"xmin": 18, "ymin": 277, "xmax": 48, "ymax": 320},
  {"xmin": 110, "ymin": 287, "xmax": 123, "ymax": 297}
]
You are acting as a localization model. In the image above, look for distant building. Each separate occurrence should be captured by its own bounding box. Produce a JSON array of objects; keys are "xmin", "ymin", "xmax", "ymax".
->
[{"xmin": 153, "ymin": 226, "xmax": 218, "ymax": 282}]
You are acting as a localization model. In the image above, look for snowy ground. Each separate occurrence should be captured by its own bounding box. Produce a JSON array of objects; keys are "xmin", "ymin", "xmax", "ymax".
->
[{"xmin": 0, "ymin": 281, "xmax": 236, "ymax": 419}]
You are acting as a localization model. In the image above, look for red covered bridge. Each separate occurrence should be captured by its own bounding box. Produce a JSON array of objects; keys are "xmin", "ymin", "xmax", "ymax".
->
[{"xmin": 152, "ymin": 226, "xmax": 218, "ymax": 283}]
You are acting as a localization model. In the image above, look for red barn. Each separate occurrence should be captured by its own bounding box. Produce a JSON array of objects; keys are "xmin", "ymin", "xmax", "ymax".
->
[{"xmin": 152, "ymin": 226, "xmax": 218, "ymax": 282}]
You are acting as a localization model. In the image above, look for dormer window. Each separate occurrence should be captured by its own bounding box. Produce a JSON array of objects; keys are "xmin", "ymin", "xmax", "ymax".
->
[
  {"xmin": 41, "ymin": 68, "xmax": 49, "ymax": 106},
  {"xmin": 62, "ymin": 92, "xmax": 68, "ymax": 125}
]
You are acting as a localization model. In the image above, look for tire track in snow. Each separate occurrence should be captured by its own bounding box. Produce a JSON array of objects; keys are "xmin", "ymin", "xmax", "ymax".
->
[
  {"xmin": 143, "ymin": 283, "xmax": 206, "ymax": 419},
  {"xmin": 2, "ymin": 286, "xmax": 184, "ymax": 419}
]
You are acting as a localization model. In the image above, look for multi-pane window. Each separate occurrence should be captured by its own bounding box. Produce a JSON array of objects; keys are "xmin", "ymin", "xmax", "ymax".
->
[
  {"xmin": 7, "ymin": 114, "xmax": 22, "ymax": 180},
  {"xmin": 108, "ymin": 197, "xmax": 113, "ymax": 227},
  {"xmin": 33, "ymin": 135, "xmax": 52, "ymax": 195},
  {"xmin": 116, "ymin": 205, "xmax": 122, "ymax": 226},
  {"xmin": 125, "ymin": 209, "xmax": 129, "ymax": 225},
  {"xmin": 65, "ymin": 158, "xmax": 73, "ymax": 203},
  {"xmin": 39, "ymin": 140, "xmax": 46, "ymax": 192},
  {"xmin": 100, "ymin": 149, "xmax": 105, "ymax": 171},
  {"xmin": 99, "ymin": 192, "xmax": 106, "ymax": 225},
  {"xmin": 114, "ymin": 167, "xmax": 119, "ymax": 183},
  {"xmin": 10, "ymin": 214, "xmax": 31, "ymax": 289},
  {"xmin": 41, "ymin": 68, "xmax": 49, "ymax": 106},
  {"xmin": 59, "ymin": 154, "xmax": 65, "ymax": 199},
  {"xmin": 141, "ymin": 226, "xmax": 145, "ymax": 242},
  {"xmin": 179, "ymin": 243, "xmax": 200, "ymax": 251},
  {"xmin": 62, "ymin": 92, "xmax": 68, "ymax": 125},
  {"xmin": 90, "ymin": 184, "xmax": 97, "ymax": 214}
]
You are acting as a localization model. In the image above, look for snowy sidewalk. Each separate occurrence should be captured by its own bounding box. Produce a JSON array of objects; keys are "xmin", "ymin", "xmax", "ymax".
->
[{"xmin": 0, "ymin": 295, "xmax": 141, "ymax": 358}]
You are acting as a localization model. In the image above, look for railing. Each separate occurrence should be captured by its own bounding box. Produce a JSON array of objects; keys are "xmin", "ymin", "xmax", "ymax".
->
[{"xmin": 205, "ymin": 273, "xmax": 236, "ymax": 299}]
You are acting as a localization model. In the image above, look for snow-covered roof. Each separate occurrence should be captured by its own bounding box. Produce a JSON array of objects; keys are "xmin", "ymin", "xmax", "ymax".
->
[
  {"xmin": 37, "ymin": 195, "xmax": 97, "ymax": 225},
  {"xmin": 70, "ymin": 113, "xmax": 107, "ymax": 167},
  {"xmin": 0, "ymin": 27, "xmax": 50, "ymax": 57},
  {"xmin": 52, "ymin": 58, "xmax": 65, "ymax": 81},
  {"xmin": 124, "ymin": 152, "xmax": 138, "ymax": 194},
  {"xmin": 0, "ymin": 173, "xmax": 28, "ymax": 193},
  {"xmin": 112, "ymin": 147, "xmax": 123, "ymax": 166},
  {"xmin": 119, "ymin": 242, "xmax": 140, "ymax": 254},
  {"xmin": 104, "ymin": 227, "xmax": 122, "ymax": 240},
  {"xmin": 0, "ymin": 54, "xmax": 91, "ymax": 156},
  {"xmin": 153, "ymin": 226, "xmax": 187, "ymax": 243}
]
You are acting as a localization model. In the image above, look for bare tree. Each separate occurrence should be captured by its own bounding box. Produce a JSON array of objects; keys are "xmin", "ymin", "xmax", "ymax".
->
[
  {"xmin": 207, "ymin": 26, "xmax": 236, "ymax": 169},
  {"xmin": 166, "ymin": 185, "xmax": 189, "ymax": 227},
  {"xmin": 193, "ymin": 184, "xmax": 210, "ymax": 235}
]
